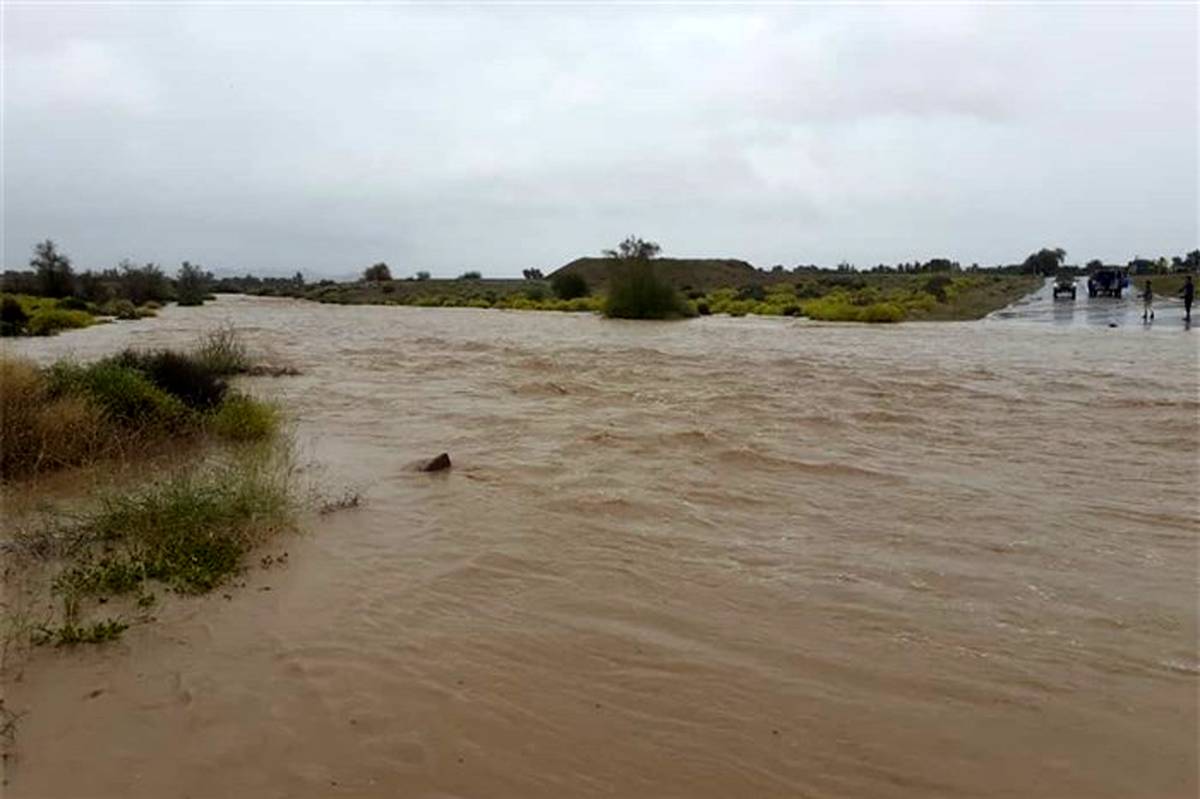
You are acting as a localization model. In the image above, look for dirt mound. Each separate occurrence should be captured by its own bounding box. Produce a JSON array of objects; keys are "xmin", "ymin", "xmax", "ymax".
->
[{"xmin": 549, "ymin": 257, "xmax": 760, "ymax": 291}]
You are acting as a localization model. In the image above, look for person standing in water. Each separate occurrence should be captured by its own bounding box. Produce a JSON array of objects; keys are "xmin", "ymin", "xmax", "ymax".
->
[
  {"xmin": 1179, "ymin": 275, "xmax": 1194, "ymax": 323},
  {"xmin": 1142, "ymin": 279, "xmax": 1154, "ymax": 322}
]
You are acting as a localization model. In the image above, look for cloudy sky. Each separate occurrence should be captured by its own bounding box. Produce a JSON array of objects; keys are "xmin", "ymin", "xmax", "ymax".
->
[{"xmin": 3, "ymin": 3, "xmax": 1196, "ymax": 277}]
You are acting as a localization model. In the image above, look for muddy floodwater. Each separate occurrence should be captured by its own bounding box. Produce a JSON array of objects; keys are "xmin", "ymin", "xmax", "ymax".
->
[{"xmin": 3, "ymin": 295, "xmax": 1198, "ymax": 798}]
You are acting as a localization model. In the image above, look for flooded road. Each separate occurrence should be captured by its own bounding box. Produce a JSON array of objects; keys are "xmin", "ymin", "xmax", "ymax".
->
[
  {"xmin": 997, "ymin": 276, "xmax": 1195, "ymax": 329},
  {"xmin": 3, "ymin": 296, "xmax": 1198, "ymax": 798}
]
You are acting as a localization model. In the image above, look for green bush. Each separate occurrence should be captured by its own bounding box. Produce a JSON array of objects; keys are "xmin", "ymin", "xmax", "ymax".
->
[
  {"xmin": 194, "ymin": 326, "xmax": 250, "ymax": 375},
  {"xmin": 923, "ymin": 274, "xmax": 953, "ymax": 301},
  {"xmin": 101, "ymin": 299, "xmax": 140, "ymax": 320},
  {"xmin": 1, "ymin": 296, "xmax": 29, "ymax": 336},
  {"xmin": 550, "ymin": 272, "xmax": 589, "ymax": 300},
  {"xmin": 56, "ymin": 296, "xmax": 90, "ymax": 311},
  {"xmin": 110, "ymin": 349, "xmax": 229, "ymax": 409},
  {"xmin": 51, "ymin": 361, "xmax": 189, "ymax": 427},
  {"xmin": 858, "ymin": 302, "xmax": 906, "ymax": 323},
  {"xmin": 27, "ymin": 308, "xmax": 93, "ymax": 336},
  {"xmin": 211, "ymin": 394, "xmax": 279, "ymax": 441},
  {"xmin": 603, "ymin": 260, "xmax": 688, "ymax": 320}
]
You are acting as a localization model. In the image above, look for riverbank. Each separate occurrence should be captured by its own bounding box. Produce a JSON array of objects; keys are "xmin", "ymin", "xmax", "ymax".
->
[
  {"xmin": 237, "ymin": 272, "xmax": 1042, "ymax": 323},
  {"xmin": 0, "ymin": 329, "xmax": 301, "ymax": 676}
]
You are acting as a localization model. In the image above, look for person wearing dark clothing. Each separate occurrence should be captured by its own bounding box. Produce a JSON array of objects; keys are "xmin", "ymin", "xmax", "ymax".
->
[
  {"xmin": 1181, "ymin": 276, "xmax": 1194, "ymax": 323},
  {"xmin": 1142, "ymin": 280, "xmax": 1154, "ymax": 322}
]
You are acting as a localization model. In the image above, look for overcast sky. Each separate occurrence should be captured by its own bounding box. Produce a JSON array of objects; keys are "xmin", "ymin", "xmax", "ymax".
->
[{"xmin": 3, "ymin": 3, "xmax": 1196, "ymax": 277}]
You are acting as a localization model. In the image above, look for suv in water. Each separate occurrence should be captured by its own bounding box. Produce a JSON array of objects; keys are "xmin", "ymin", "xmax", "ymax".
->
[
  {"xmin": 1053, "ymin": 272, "xmax": 1077, "ymax": 300},
  {"xmin": 1087, "ymin": 267, "xmax": 1128, "ymax": 298}
]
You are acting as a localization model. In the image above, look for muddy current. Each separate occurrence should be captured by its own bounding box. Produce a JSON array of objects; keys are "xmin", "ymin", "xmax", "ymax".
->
[{"xmin": 3, "ymin": 295, "xmax": 1198, "ymax": 798}]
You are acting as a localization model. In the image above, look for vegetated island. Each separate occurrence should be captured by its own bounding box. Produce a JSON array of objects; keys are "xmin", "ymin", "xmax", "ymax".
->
[{"xmin": 220, "ymin": 240, "xmax": 1070, "ymax": 323}]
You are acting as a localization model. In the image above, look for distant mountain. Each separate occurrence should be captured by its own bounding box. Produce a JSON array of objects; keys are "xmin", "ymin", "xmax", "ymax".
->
[{"xmin": 549, "ymin": 257, "xmax": 760, "ymax": 291}]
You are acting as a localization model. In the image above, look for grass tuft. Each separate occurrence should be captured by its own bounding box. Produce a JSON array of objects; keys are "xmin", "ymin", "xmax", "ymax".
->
[
  {"xmin": 195, "ymin": 325, "xmax": 252, "ymax": 375},
  {"xmin": 32, "ymin": 619, "xmax": 130, "ymax": 647},
  {"xmin": 211, "ymin": 394, "xmax": 280, "ymax": 441}
]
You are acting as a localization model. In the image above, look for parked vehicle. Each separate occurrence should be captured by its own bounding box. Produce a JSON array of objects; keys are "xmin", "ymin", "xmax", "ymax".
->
[{"xmin": 1087, "ymin": 267, "xmax": 1128, "ymax": 298}]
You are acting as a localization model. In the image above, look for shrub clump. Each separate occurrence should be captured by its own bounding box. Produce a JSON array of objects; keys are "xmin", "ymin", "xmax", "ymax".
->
[
  {"xmin": 48, "ymin": 361, "xmax": 189, "ymax": 427},
  {"xmin": 0, "ymin": 358, "xmax": 110, "ymax": 478},
  {"xmin": 603, "ymin": 260, "xmax": 688, "ymax": 320},
  {"xmin": 194, "ymin": 326, "xmax": 251, "ymax": 375},
  {"xmin": 211, "ymin": 394, "xmax": 280, "ymax": 441},
  {"xmin": 111, "ymin": 349, "xmax": 229, "ymax": 410},
  {"xmin": 550, "ymin": 272, "xmax": 589, "ymax": 300},
  {"xmin": 1, "ymin": 328, "xmax": 287, "ymax": 481},
  {"xmin": 1, "ymin": 296, "xmax": 30, "ymax": 336},
  {"xmin": 100, "ymin": 298, "xmax": 140, "ymax": 320},
  {"xmin": 26, "ymin": 307, "xmax": 93, "ymax": 336}
]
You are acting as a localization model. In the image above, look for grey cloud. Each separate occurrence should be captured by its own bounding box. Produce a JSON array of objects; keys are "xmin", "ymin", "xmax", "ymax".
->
[{"xmin": 3, "ymin": 4, "xmax": 1195, "ymax": 276}]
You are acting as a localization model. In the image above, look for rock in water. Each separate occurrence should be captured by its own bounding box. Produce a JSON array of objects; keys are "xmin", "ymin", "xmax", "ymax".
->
[{"xmin": 421, "ymin": 453, "xmax": 452, "ymax": 472}]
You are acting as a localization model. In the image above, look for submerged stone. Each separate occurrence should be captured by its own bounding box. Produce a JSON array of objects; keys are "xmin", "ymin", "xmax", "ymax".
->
[{"xmin": 421, "ymin": 452, "xmax": 452, "ymax": 472}]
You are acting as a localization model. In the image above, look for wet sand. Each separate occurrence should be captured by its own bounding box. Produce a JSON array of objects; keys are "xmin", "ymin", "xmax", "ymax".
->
[{"xmin": 3, "ymin": 295, "xmax": 1198, "ymax": 798}]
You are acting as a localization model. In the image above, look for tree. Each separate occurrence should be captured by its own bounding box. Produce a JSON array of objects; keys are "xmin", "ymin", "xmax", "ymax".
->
[
  {"xmin": 176, "ymin": 261, "xmax": 209, "ymax": 306},
  {"xmin": 1022, "ymin": 247, "xmax": 1066, "ymax": 276},
  {"xmin": 31, "ymin": 239, "xmax": 75, "ymax": 298},
  {"xmin": 551, "ymin": 271, "xmax": 589, "ymax": 300},
  {"xmin": 458, "ymin": 270, "xmax": 482, "ymax": 280},
  {"xmin": 415, "ymin": 270, "xmax": 430, "ymax": 281},
  {"xmin": 601, "ymin": 236, "xmax": 685, "ymax": 319},
  {"xmin": 603, "ymin": 235, "xmax": 661, "ymax": 261},
  {"xmin": 1085, "ymin": 259, "xmax": 1104, "ymax": 271},
  {"xmin": 363, "ymin": 262, "xmax": 392, "ymax": 282},
  {"xmin": 119, "ymin": 260, "xmax": 170, "ymax": 305},
  {"xmin": 76, "ymin": 270, "xmax": 112, "ymax": 303},
  {"xmin": 0, "ymin": 296, "xmax": 29, "ymax": 336},
  {"xmin": 1184, "ymin": 250, "xmax": 1200, "ymax": 272},
  {"xmin": 522, "ymin": 268, "xmax": 544, "ymax": 280}
]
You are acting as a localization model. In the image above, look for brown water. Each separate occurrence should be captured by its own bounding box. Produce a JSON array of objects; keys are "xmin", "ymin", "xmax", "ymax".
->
[{"xmin": 3, "ymin": 296, "xmax": 1198, "ymax": 798}]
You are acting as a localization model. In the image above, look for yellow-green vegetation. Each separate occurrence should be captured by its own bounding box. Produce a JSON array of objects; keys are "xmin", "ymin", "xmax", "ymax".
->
[
  {"xmin": 286, "ymin": 271, "xmax": 1038, "ymax": 323},
  {"xmin": 1131, "ymin": 273, "xmax": 1192, "ymax": 299},
  {"xmin": 1, "ymin": 329, "xmax": 299, "ymax": 653},
  {"xmin": 1, "ymin": 330, "xmax": 281, "ymax": 481},
  {"xmin": 211, "ymin": 394, "xmax": 281, "ymax": 441},
  {"xmin": 0, "ymin": 292, "xmax": 160, "ymax": 337},
  {"xmin": 695, "ymin": 274, "xmax": 1039, "ymax": 323}
]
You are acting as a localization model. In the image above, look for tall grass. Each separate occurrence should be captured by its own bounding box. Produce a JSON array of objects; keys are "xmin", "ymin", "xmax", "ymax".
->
[
  {"xmin": 0, "ymin": 359, "xmax": 112, "ymax": 477},
  {"xmin": 1, "ymin": 328, "xmax": 283, "ymax": 481},
  {"xmin": 194, "ymin": 325, "xmax": 252, "ymax": 375}
]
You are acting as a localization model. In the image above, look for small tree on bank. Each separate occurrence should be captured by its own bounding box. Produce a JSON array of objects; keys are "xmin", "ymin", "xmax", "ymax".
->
[
  {"xmin": 119, "ymin": 260, "xmax": 170, "ymax": 305},
  {"xmin": 363, "ymin": 262, "xmax": 392, "ymax": 282},
  {"xmin": 176, "ymin": 261, "xmax": 209, "ymax": 306},
  {"xmin": 31, "ymin": 240, "xmax": 75, "ymax": 298},
  {"xmin": 601, "ymin": 236, "xmax": 687, "ymax": 320}
]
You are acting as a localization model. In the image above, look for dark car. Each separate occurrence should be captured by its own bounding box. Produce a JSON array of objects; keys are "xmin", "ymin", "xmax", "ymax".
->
[
  {"xmin": 1087, "ymin": 267, "xmax": 1128, "ymax": 298},
  {"xmin": 1053, "ymin": 272, "xmax": 1077, "ymax": 300}
]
